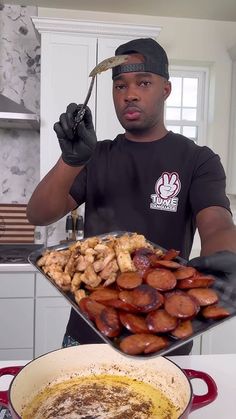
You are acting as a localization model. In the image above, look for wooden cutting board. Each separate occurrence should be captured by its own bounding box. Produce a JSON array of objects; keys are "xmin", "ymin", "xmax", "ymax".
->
[{"xmin": 0, "ymin": 203, "xmax": 35, "ymax": 243}]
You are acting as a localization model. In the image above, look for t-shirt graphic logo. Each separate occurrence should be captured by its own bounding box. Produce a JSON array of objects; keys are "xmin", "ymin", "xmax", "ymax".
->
[{"xmin": 150, "ymin": 172, "xmax": 181, "ymax": 212}]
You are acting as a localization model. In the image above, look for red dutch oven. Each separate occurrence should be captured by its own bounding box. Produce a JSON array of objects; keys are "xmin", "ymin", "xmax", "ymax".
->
[{"xmin": 0, "ymin": 344, "xmax": 217, "ymax": 418}]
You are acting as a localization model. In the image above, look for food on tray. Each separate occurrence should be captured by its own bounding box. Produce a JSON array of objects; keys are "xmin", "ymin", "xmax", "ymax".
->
[
  {"xmin": 37, "ymin": 233, "xmax": 156, "ymax": 291},
  {"xmin": 37, "ymin": 232, "xmax": 230, "ymax": 356}
]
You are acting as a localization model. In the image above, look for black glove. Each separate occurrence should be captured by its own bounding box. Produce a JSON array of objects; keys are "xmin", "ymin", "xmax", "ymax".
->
[
  {"xmin": 53, "ymin": 103, "xmax": 97, "ymax": 167},
  {"xmin": 188, "ymin": 251, "xmax": 236, "ymax": 278},
  {"xmin": 188, "ymin": 251, "xmax": 236, "ymax": 301}
]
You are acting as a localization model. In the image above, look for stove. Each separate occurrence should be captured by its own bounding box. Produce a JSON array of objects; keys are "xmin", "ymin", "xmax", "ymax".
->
[{"xmin": 0, "ymin": 244, "xmax": 43, "ymax": 264}]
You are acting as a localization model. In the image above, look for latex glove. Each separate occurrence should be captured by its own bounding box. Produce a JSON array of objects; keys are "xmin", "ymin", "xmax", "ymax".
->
[
  {"xmin": 188, "ymin": 251, "xmax": 236, "ymax": 278},
  {"xmin": 53, "ymin": 103, "xmax": 97, "ymax": 167},
  {"xmin": 188, "ymin": 251, "xmax": 236, "ymax": 301}
]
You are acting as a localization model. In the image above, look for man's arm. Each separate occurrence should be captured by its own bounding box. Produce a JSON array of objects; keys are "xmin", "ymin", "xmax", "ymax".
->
[
  {"xmin": 188, "ymin": 206, "xmax": 236, "ymax": 278},
  {"xmin": 196, "ymin": 206, "xmax": 236, "ymax": 256},
  {"xmin": 27, "ymin": 157, "xmax": 81, "ymax": 226}
]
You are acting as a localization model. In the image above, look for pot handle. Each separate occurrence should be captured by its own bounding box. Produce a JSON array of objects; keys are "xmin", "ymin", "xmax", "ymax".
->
[
  {"xmin": 0, "ymin": 366, "xmax": 22, "ymax": 407},
  {"xmin": 184, "ymin": 368, "xmax": 218, "ymax": 412}
]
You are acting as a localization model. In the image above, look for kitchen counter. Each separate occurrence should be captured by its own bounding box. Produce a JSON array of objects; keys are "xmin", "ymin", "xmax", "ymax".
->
[
  {"xmin": 0, "ymin": 263, "xmax": 37, "ymax": 272},
  {"xmin": 0, "ymin": 354, "xmax": 235, "ymax": 418}
]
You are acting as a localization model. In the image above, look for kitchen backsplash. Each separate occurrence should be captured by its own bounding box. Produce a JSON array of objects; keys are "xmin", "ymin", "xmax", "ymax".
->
[
  {"xmin": 0, "ymin": 4, "xmax": 82, "ymax": 246},
  {"xmin": 0, "ymin": 4, "xmax": 40, "ymax": 113},
  {"xmin": 0, "ymin": 3, "xmax": 40, "ymax": 204}
]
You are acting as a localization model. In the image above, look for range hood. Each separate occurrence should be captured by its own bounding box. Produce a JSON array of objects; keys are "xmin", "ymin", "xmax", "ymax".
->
[{"xmin": 0, "ymin": 93, "xmax": 40, "ymax": 131}]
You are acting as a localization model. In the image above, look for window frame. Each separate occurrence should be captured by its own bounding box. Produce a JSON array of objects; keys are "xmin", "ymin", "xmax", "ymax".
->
[{"xmin": 165, "ymin": 65, "xmax": 209, "ymax": 146}]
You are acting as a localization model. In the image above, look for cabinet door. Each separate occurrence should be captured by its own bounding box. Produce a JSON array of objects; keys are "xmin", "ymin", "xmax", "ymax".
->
[
  {"xmin": 190, "ymin": 336, "xmax": 201, "ymax": 355},
  {"xmin": 201, "ymin": 317, "xmax": 236, "ymax": 354},
  {"xmin": 96, "ymin": 37, "xmax": 130, "ymax": 141},
  {"xmin": 35, "ymin": 297, "xmax": 70, "ymax": 357},
  {"xmin": 40, "ymin": 34, "xmax": 97, "ymax": 178},
  {"xmin": 0, "ymin": 299, "xmax": 34, "ymax": 350},
  {"xmin": 0, "ymin": 272, "xmax": 34, "ymax": 297},
  {"xmin": 0, "ymin": 348, "xmax": 33, "ymax": 361},
  {"xmin": 36, "ymin": 272, "xmax": 62, "ymax": 297}
]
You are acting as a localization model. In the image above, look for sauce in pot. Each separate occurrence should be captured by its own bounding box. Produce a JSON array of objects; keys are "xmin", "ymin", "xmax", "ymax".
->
[{"xmin": 22, "ymin": 374, "xmax": 180, "ymax": 418}]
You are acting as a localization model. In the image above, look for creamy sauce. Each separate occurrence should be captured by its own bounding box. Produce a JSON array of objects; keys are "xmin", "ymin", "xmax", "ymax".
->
[{"xmin": 22, "ymin": 374, "xmax": 180, "ymax": 419}]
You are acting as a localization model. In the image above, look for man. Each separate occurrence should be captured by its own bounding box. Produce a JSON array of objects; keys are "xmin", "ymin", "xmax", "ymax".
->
[{"xmin": 27, "ymin": 38, "xmax": 236, "ymax": 354}]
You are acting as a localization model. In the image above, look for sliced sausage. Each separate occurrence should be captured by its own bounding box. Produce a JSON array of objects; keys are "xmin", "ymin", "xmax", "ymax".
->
[
  {"xmin": 85, "ymin": 285, "xmax": 107, "ymax": 292},
  {"xmin": 119, "ymin": 333, "xmax": 169, "ymax": 355},
  {"xmin": 178, "ymin": 275, "xmax": 215, "ymax": 289},
  {"xmin": 187, "ymin": 288, "xmax": 219, "ymax": 306},
  {"xmin": 119, "ymin": 284, "xmax": 164, "ymax": 313},
  {"xmin": 174, "ymin": 266, "xmax": 197, "ymax": 280},
  {"xmin": 101, "ymin": 298, "xmax": 138, "ymax": 312},
  {"xmin": 89, "ymin": 288, "xmax": 119, "ymax": 302},
  {"xmin": 119, "ymin": 312, "xmax": 150, "ymax": 334},
  {"xmin": 164, "ymin": 292, "xmax": 199, "ymax": 319},
  {"xmin": 148, "ymin": 254, "xmax": 163, "ymax": 267},
  {"xmin": 146, "ymin": 309, "xmax": 178, "ymax": 333},
  {"xmin": 116, "ymin": 271, "xmax": 142, "ymax": 289},
  {"xmin": 150, "ymin": 256, "xmax": 182, "ymax": 269},
  {"xmin": 132, "ymin": 254, "xmax": 151, "ymax": 276},
  {"xmin": 79, "ymin": 297, "xmax": 105, "ymax": 321},
  {"xmin": 95, "ymin": 307, "xmax": 121, "ymax": 338},
  {"xmin": 201, "ymin": 305, "xmax": 230, "ymax": 319},
  {"xmin": 132, "ymin": 247, "xmax": 156, "ymax": 257},
  {"xmin": 144, "ymin": 335, "xmax": 169, "ymax": 354},
  {"xmin": 171, "ymin": 320, "xmax": 193, "ymax": 339},
  {"xmin": 162, "ymin": 249, "xmax": 180, "ymax": 261},
  {"xmin": 119, "ymin": 290, "xmax": 135, "ymax": 306},
  {"xmin": 145, "ymin": 269, "xmax": 177, "ymax": 291}
]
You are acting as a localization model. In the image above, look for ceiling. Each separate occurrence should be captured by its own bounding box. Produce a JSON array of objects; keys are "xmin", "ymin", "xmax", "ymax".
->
[{"xmin": 4, "ymin": 0, "xmax": 236, "ymax": 22}]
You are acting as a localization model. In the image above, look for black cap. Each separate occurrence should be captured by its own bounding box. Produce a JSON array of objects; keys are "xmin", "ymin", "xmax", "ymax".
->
[{"xmin": 112, "ymin": 38, "xmax": 169, "ymax": 80}]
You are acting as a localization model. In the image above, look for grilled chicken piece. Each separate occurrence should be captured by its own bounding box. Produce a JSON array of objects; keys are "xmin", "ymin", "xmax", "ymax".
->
[
  {"xmin": 116, "ymin": 250, "xmax": 136, "ymax": 272},
  {"xmin": 80, "ymin": 263, "xmax": 102, "ymax": 288},
  {"xmin": 37, "ymin": 250, "xmax": 70, "ymax": 268},
  {"xmin": 43, "ymin": 264, "xmax": 71, "ymax": 291},
  {"xmin": 71, "ymin": 272, "xmax": 83, "ymax": 293},
  {"xmin": 74, "ymin": 289, "xmax": 86, "ymax": 305},
  {"xmin": 100, "ymin": 260, "xmax": 119, "ymax": 281}
]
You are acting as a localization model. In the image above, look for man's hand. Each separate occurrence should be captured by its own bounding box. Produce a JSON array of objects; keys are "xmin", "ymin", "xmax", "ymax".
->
[
  {"xmin": 188, "ymin": 250, "xmax": 236, "ymax": 279},
  {"xmin": 53, "ymin": 103, "xmax": 97, "ymax": 167}
]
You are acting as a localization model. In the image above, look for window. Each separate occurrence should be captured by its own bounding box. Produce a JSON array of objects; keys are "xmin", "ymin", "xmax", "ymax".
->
[{"xmin": 165, "ymin": 67, "xmax": 209, "ymax": 145}]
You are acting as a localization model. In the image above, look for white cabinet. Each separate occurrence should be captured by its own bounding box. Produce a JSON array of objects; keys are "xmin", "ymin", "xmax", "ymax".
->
[
  {"xmin": 0, "ymin": 270, "xmax": 70, "ymax": 360},
  {"xmin": 201, "ymin": 317, "xmax": 236, "ymax": 354},
  {"xmin": 35, "ymin": 273, "xmax": 70, "ymax": 357},
  {"xmin": 96, "ymin": 37, "xmax": 126, "ymax": 140},
  {"xmin": 35, "ymin": 296, "xmax": 70, "ymax": 357},
  {"xmin": 0, "ymin": 272, "xmax": 35, "ymax": 360},
  {"xmin": 39, "ymin": 34, "xmax": 97, "ymax": 178}
]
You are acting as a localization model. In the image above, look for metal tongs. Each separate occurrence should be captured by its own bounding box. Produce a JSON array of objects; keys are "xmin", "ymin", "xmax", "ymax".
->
[{"xmin": 73, "ymin": 54, "xmax": 128, "ymax": 131}]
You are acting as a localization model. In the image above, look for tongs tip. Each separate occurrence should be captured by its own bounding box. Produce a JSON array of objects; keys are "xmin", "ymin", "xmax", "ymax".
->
[{"xmin": 89, "ymin": 54, "xmax": 129, "ymax": 77}]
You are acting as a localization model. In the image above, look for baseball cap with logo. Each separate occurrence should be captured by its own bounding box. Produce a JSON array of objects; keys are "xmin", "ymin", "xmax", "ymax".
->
[{"xmin": 112, "ymin": 37, "xmax": 169, "ymax": 80}]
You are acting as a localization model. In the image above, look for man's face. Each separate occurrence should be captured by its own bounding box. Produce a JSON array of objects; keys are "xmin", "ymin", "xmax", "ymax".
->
[{"xmin": 112, "ymin": 54, "xmax": 171, "ymax": 139}]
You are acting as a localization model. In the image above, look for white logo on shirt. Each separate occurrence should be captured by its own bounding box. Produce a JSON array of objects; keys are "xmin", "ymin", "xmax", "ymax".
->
[{"xmin": 150, "ymin": 172, "xmax": 181, "ymax": 212}]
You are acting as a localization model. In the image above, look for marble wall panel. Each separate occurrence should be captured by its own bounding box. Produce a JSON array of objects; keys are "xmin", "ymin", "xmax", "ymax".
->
[{"xmin": 0, "ymin": 4, "xmax": 40, "ymax": 206}]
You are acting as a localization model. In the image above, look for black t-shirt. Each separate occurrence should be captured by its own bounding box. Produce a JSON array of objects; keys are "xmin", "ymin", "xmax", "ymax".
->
[{"xmin": 66, "ymin": 131, "xmax": 231, "ymax": 345}]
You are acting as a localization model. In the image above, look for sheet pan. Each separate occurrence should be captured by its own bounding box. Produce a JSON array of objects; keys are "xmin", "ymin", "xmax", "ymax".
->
[{"xmin": 28, "ymin": 231, "xmax": 236, "ymax": 358}]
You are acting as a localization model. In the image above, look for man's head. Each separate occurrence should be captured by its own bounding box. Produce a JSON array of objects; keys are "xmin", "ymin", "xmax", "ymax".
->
[
  {"xmin": 112, "ymin": 38, "xmax": 169, "ymax": 81},
  {"xmin": 112, "ymin": 38, "xmax": 171, "ymax": 141}
]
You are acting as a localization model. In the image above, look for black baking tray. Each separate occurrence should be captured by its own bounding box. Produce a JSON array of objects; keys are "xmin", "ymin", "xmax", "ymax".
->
[{"xmin": 28, "ymin": 231, "xmax": 236, "ymax": 358}]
